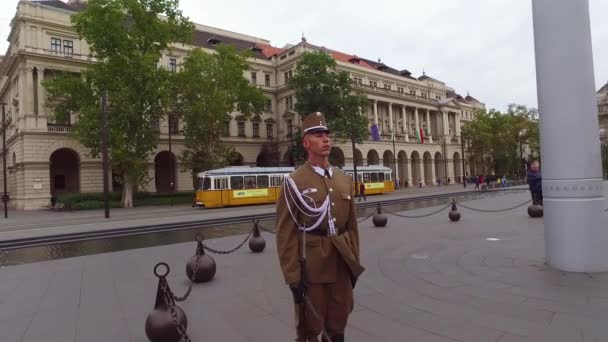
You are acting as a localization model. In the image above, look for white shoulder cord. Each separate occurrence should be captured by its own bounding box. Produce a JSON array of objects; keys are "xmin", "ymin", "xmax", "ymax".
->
[{"xmin": 282, "ymin": 175, "xmax": 337, "ymax": 235}]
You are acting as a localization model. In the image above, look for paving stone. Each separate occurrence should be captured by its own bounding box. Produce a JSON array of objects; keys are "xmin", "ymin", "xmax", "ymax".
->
[{"xmin": 0, "ymin": 189, "xmax": 606, "ymax": 341}]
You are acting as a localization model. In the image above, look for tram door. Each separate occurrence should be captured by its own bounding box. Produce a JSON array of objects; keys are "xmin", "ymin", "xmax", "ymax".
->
[{"xmin": 215, "ymin": 177, "xmax": 229, "ymax": 205}]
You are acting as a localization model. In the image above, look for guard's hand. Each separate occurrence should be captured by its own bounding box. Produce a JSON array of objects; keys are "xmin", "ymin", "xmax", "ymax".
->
[{"xmin": 289, "ymin": 281, "xmax": 306, "ymax": 304}]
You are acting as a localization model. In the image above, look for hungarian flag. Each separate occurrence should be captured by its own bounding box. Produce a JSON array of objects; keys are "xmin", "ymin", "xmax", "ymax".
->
[
  {"xmin": 415, "ymin": 127, "xmax": 421, "ymax": 143},
  {"xmin": 370, "ymin": 124, "xmax": 381, "ymax": 141},
  {"xmin": 420, "ymin": 127, "xmax": 425, "ymax": 143}
]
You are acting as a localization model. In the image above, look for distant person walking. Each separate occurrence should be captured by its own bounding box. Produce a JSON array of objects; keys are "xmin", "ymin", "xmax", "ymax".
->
[{"xmin": 359, "ymin": 182, "xmax": 366, "ymax": 202}]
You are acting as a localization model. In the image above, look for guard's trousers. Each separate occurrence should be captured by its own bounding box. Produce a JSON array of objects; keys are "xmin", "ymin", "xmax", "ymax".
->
[{"xmin": 295, "ymin": 258, "xmax": 354, "ymax": 341}]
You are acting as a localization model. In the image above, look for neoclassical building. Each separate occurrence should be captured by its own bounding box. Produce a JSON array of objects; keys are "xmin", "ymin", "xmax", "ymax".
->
[
  {"xmin": 598, "ymin": 81, "xmax": 608, "ymax": 134},
  {"xmin": 0, "ymin": 0, "xmax": 484, "ymax": 209}
]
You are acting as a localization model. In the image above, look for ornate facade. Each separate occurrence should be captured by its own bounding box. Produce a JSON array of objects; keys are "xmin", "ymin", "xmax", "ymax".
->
[{"xmin": 0, "ymin": 0, "xmax": 484, "ymax": 209}]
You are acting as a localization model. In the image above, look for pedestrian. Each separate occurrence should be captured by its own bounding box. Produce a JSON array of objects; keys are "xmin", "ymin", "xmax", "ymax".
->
[
  {"xmin": 276, "ymin": 112, "xmax": 364, "ymax": 342},
  {"xmin": 526, "ymin": 161, "xmax": 543, "ymax": 205},
  {"xmin": 359, "ymin": 182, "xmax": 366, "ymax": 202}
]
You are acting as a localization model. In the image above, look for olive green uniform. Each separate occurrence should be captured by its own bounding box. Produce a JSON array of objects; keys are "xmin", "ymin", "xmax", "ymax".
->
[{"xmin": 276, "ymin": 161, "xmax": 364, "ymax": 341}]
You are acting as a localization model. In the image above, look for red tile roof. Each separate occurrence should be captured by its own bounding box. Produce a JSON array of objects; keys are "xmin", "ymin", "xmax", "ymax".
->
[
  {"xmin": 255, "ymin": 43, "xmax": 284, "ymax": 58},
  {"xmin": 330, "ymin": 50, "xmax": 375, "ymax": 69}
]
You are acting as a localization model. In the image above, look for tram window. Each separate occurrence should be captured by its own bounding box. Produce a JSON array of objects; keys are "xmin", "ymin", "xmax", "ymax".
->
[
  {"xmin": 203, "ymin": 177, "xmax": 212, "ymax": 190},
  {"xmin": 270, "ymin": 175, "xmax": 284, "ymax": 187},
  {"xmin": 230, "ymin": 176, "xmax": 244, "ymax": 189},
  {"xmin": 244, "ymin": 176, "xmax": 257, "ymax": 189},
  {"xmin": 371, "ymin": 173, "xmax": 378, "ymax": 182},
  {"xmin": 221, "ymin": 178, "xmax": 228, "ymax": 189},
  {"xmin": 379, "ymin": 173, "xmax": 385, "ymax": 182},
  {"xmin": 257, "ymin": 175, "xmax": 269, "ymax": 188},
  {"xmin": 386, "ymin": 172, "xmax": 391, "ymax": 181},
  {"xmin": 214, "ymin": 178, "xmax": 221, "ymax": 190},
  {"xmin": 363, "ymin": 173, "xmax": 370, "ymax": 183}
]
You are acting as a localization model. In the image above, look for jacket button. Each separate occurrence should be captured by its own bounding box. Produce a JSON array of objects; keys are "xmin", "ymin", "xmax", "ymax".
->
[
  {"xmin": 329, "ymin": 188, "xmax": 333, "ymax": 192},
  {"xmin": 333, "ymin": 218, "xmax": 337, "ymax": 222},
  {"xmin": 332, "ymin": 202, "xmax": 335, "ymax": 206},
  {"xmin": 347, "ymin": 195, "xmax": 351, "ymax": 200}
]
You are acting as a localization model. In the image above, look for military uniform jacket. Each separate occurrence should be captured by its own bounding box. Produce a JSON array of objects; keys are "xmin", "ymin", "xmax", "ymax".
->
[{"xmin": 276, "ymin": 161, "xmax": 365, "ymax": 285}]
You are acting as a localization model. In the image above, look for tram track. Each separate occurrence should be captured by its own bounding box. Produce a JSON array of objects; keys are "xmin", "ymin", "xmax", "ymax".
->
[{"xmin": 0, "ymin": 187, "xmax": 526, "ymax": 251}]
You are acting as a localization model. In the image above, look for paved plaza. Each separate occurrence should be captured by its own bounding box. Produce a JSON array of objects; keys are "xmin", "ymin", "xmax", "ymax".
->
[
  {"xmin": 1, "ymin": 189, "xmax": 608, "ymax": 342},
  {"xmin": 0, "ymin": 184, "xmax": 489, "ymax": 241}
]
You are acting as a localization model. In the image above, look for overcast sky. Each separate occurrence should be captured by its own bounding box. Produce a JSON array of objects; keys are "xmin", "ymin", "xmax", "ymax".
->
[{"xmin": 0, "ymin": 0, "xmax": 606, "ymax": 111}]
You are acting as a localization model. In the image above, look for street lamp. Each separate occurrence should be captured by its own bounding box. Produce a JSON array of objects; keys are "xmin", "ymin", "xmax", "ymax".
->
[
  {"xmin": 100, "ymin": 93, "xmax": 110, "ymax": 218},
  {"xmin": 391, "ymin": 130, "xmax": 398, "ymax": 189},
  {"xmin": 460, "ymin": 134, "xmax": 466, "ymax": 188},
  {"xmin": 289, "ymin": 120, "xmax": 294, "ymax": 167},
  {"xmin": 1, "ymin": 102, "xmax": 8, "ymax": 218}
]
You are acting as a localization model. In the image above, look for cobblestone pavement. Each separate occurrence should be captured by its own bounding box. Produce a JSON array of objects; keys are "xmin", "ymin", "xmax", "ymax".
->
[{"xmin": 0, "ymin": 190, "xmax": 607, "ymax": 341}]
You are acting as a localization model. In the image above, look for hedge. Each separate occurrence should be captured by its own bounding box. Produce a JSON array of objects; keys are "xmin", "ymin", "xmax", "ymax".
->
[{"xmin": 56, "ymin": 191, "xmax": 196, "ymax": 210}]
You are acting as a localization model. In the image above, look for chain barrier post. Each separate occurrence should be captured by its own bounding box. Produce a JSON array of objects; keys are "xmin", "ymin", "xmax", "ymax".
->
[
  {"xmin": 249, "ymin": 219, "xmax": 266, "ymax": 253},
  {"xmin": 448, "ymin": 198, "xmax": 461, "ymax": 222},
  {"xmin": 372, "ymin": 203, "xmax": 388, "ymax": 227},
  {"xmin": 527, "ymin": 195, "xmax": 544, "ymax": 218},
  {"xmin": 186, "ymin": 234, "xmax": 216, "ymax": 283},
  {"xmin": 145, "ymin": 262, "xmax": 190, "ymax": 342}
]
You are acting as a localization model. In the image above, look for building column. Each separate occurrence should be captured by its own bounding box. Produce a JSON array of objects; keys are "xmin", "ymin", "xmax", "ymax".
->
[
  {"xmin": 36, "ymin": 67, "xmax": 45, "ymax": 116},
  {"xmin": 414, "ymin": 107, "xmax": 420, "ymax": 140},
  {"xmin": 388, "ymin": 102, "xmax": 394, "ymax": 133},
  {"xmin": 532, "ymin": 0, "xmax": 607, "ymax": 272},
  {"xmin": 402, "ymin": 105, "xmax": 409, "ymax": 141},
  {"xmin": 442, "ymin": 110, "xmax": 448, "ymax": 136},
  {"xmin": 429, "ymin": 158, "xmax": 436, "ymax": 185},
  {"xmin": 373, "ymin": 100, "xmax": 378, "ymax": 126},
  {"xmin": 456, "ymin": 112, "xmax": 462, "ymax": 143},
  {"xmin": 425, "ymin": 109, "xmax": 433, "ymax": 143},
  {"xmin": 17, "ymin": 67, "xmax": 27, "ymax": 122}
]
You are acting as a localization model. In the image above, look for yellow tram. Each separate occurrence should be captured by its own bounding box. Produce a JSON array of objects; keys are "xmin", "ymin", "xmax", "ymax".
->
[{"xmin": 195, "ymin": 165, "xmax": 394, "ymax": 208}]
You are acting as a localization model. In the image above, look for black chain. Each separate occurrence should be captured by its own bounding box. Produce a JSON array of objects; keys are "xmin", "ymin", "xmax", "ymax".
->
[
  {"xmin": 202, "ymin": 229, "xmax": 254, "ymax": 254},
  {"xmin": 382, "ymin": 203, "xmax": 452, "ymax": 219},
  {"xmin": 161, "ymin": 281, "xmax": 191, "ymax": 342},
  {"xmin": 458, "ymin": 199, "xmax": 532, "ymax": 213},
  {"xmin": 258, "ymin": 224, "xmax": 276, "ymax": 234},
  {"xmin": 357, "ymin": 211, "xmax": 375, "ymax": 223}
]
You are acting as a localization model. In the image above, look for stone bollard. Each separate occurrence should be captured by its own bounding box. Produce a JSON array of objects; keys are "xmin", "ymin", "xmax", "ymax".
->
[
  {"xmin": 145, "ymin": 263, "xmax": 188, "ymax": 342},
  {"xmin": 248, "ymin": 220, "xmax": 266, "ymax": 253},
  {"xmin": 186, "ymin": 234, "xmax": 216, "ymax": 283},
  {"xmin": 372, "ymin": 204, "xmax": 388, "ymax": 227},
  {"xmin": 528, "ymin": 201, "xmax": 544, "ymax": 218},
  {"xmin": 448, "ymin": 199, "xmax": 461, "ymax": 222}
]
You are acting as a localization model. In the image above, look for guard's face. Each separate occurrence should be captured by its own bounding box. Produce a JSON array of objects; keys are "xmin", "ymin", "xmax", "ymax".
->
[{"xmin": 303, "ymin": 131, "xmax": 331, "ymax": 157}]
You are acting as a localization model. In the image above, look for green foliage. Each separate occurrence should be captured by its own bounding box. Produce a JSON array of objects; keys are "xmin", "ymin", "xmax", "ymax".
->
[
  {"xmin": 175, "ymin": 45, "xmax": 265, "ymax": 173},
  {"xmin": 57, "ymin": 191, "xmax": 195, "ymax": 210},
  {"xmin": 289, "ymin": 51, "xmax": 369, "ymax": 144},
  {"xmin": 43, "ymin": 0, "xmax": 194, "ymax": 207},
  {"xmin": 461, "ymin": 104, "xmax": 540, "ymax": 178}
]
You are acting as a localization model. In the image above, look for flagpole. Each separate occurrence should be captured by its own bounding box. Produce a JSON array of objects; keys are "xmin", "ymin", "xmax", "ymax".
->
[{"xmin": 391, "ymin": 130, "xmax": 398, "ymax": 189}]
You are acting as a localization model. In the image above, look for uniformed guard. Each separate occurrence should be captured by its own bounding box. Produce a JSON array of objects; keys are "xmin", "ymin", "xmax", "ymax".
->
[{"xmin": 276, "ymin": 112, "xmax": 365, "ymax": 342}]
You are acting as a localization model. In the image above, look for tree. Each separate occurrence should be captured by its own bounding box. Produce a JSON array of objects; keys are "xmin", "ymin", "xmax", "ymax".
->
[
  {"xmin": 44, "ymin": 0, "xmax": 193, "ymax": 207},
  {"xmin": 461, "ymin": 104, "xmax": 540, "ymax": 179},
  {"xmin": 175, "ymin": 45, "xmax": 265, "ymax": 174},
  {"xmin": 289, "ymin": 51, "xmax": 368, "ymax": 190}
]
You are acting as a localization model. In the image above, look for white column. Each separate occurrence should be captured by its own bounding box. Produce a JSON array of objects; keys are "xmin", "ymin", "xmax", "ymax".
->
[
  {"xmin": 388, "ymin": 103, "xmax": 394, "ymax": 133},
  {"xmin": 442, "ymin": 110, "xmax": 448, "ymax": 136},
  {"xmin": 37, "ymin": 67, "xmax": 45, "ymax": 116},
  {"xmin": 429, "ymin": 158, "xmax": 436, "ymax": 185},
  {"xmin": 532, "ymin": 0, "xmax": 607, "ymax": 272},
  {"xmin": 414, "ymin": 107, "xmax": 420, "ymax": 140},
  {"xmin": 456, "ymin": 112, "xmax": 461, "ymax": 143},
  {"xmin": 425, "ymin": 109, "xmax": 433, "ymax": 143},
  {"xmin": 373, "ymin": 100, "xmax": 378, "ymax": 126},
  {"xmin": 402, "ymin": 105, "xmax": 409, "ymax": 142}
]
